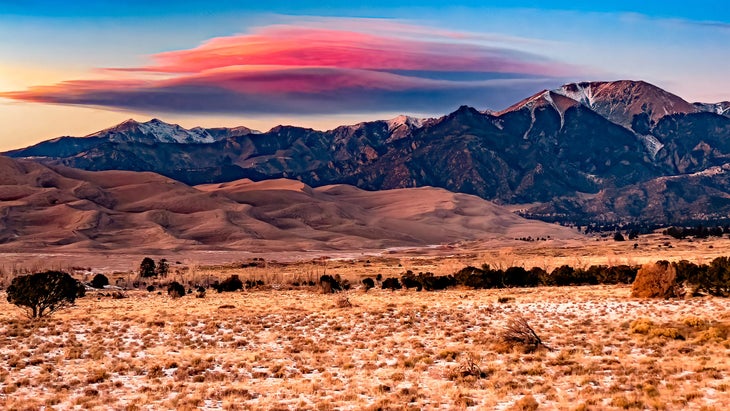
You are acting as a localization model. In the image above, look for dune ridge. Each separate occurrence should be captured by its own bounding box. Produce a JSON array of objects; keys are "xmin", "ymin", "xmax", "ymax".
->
[{"xmin": 0, "ymin": 156, "xmax": 577, "ymax": 254}]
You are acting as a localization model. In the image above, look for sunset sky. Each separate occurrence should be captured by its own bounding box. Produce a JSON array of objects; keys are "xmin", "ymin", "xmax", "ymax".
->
[{"xmin": 1, "ymin": 1, "xmax": 729, "ymax": 151}]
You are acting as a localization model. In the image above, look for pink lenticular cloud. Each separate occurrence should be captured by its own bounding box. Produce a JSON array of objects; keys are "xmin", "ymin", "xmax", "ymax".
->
[
  {"xmin": 139, "ymin": 25, "xmax": 565, "ymax": 76},
  {"xmin": 1, "ymin": 19, "xmax": 585, "ymax": 115}
]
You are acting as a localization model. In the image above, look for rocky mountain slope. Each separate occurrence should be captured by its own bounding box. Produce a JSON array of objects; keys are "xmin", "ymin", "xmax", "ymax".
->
[{"xmin": 6, "ymin": 80, "xmax": 730, "ymax": 225}]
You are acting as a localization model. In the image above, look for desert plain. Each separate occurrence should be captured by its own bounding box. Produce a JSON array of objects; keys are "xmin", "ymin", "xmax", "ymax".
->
[{"xmin": 1, "ymin": 233, "xmax": 730, "ymax": 410}]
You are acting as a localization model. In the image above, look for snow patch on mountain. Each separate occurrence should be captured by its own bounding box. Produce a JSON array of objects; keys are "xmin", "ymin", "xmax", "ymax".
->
[
  {"xmin": 556, "ymin": 82, "xmax": 595, "ymax": 107},
  {"xmin": 85, "ymin": 119, "xmax": 254, "ymax": 144},
  {"xmin": 386, "ymin": 115, "xmax": 426, "ymax": 133},
  {"xmin": 137, "ymin": 119, "xmax": 216, "ymax": 144},
  {"xmin": 638, "ymin": 134, "xmax": 665, "ymax": 159},
  {"xmin": 694, "ymin": 102, "xmax": 730, "ymax": 117}
]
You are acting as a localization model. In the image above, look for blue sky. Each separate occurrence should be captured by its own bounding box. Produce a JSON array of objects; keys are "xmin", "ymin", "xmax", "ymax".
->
[{"xmin": 1, "ymin": 1, "xmax": 729, "ymax": 151}]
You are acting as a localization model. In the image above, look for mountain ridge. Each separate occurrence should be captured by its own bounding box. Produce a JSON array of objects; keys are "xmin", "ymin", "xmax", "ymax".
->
[{"xmin": 5, "ymin": 80, "xmax": 730, "ymax": 225}]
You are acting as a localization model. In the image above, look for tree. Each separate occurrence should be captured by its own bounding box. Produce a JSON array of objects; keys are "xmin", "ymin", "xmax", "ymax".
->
[
  {"xmin": 700, "ymin": 257, "xmax": 730, "ymax": 297},
  {"xmin": 156, "ymin": 259, "xmax": 170, "ymax": 277},
  {"xmin": 140, "ymin": 257, "xmax": 156, "ymax": 278},
  {"xmin": 613, "ymin": 232, "xmax": 625, "ymax": 241},
  {"xmin": 6, "ymin": 271, "xmax": 86, "ymax": 318}
]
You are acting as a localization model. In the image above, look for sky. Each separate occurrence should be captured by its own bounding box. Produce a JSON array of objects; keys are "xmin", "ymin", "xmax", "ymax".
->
[{"xmin": 1, "ymin": 1, "xmax": 729, "ymax": 151}]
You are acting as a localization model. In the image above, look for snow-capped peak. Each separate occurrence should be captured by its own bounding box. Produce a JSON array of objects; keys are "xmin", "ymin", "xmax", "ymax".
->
[
  {"xmin": 84, "ymin": 118, "xmax": 255, "ymax": 144},
  {"xmin": 549, "ymin": 80, "xmax": 698, "ymax": 128},
  {"xmin": 386, "ymin": 115, "xmax": 426, "ymax": 132}
]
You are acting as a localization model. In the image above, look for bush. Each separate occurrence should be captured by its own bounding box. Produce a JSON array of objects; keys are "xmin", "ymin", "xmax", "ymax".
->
[
  {"xmin": 550, "ymin": 265, "xmax": 578, "ymax": 286},
  {"xmin": 362, "ymin": 278, "xmax": 375, "ymax": 291},
  {"xmin": 700, "ymin": 257, "xmax": 730, "ymax": 296},
  {"xmin": 500, "ymin": 315, "xmax": 550, "ymax": 353},
  {"xmin": 6, "ymin": 271, "xmax": 86, "ymax": 318},
  {"xmin": 156, "ymin": 259, "xmax": 170, "ymax": 277},
  {"xmin": 139, "ymin": 257, "xmax": 156, "ymax": 278},
  {"xmin": 167, "ymin": 281, "xmax": 185, "ymax": 298},
  {"xmin": 630, "ymin": 318, "xmax": 654, "ymax": 334},
  {"xmin": 400, "ymin": 271, "xmax": 422, "ymax": 291},
  {"xmin": 382, "ymin": 277, "xmax": 402, "ymax": 290},
  {"xmin": 214, "ymin": 275, "xmax": 243, "ymax": 293},
  {"xmin": 631, "ymin": 261, "xmax": 684, "ymax": 298},
  {"xmin": 319, "ymin": 274, "xmax": 342, "ymax": 294},
  {"xmin": 503, "ymin": 267, "xmax": 538, "ymax": 287},
  {"xmin": 90, "ymin": 274, "xmax": 109, "ymax": 289}
]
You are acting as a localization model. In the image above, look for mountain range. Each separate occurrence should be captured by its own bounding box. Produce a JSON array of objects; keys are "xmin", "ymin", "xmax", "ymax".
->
[{"xmin": 6, "ymin": 80, "xmax": 730, "ymax": 225}]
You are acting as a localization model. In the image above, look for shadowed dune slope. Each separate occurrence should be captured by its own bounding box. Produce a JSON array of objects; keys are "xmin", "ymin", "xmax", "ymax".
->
[{"xmin": 0, "ymin": 156, "xmax": 577, "ymax": 253}]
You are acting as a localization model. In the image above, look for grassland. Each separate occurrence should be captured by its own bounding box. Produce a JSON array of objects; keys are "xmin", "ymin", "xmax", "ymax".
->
[{"xmin": 1, "ymin": 234, "xmax": 730, "ymax": 410}]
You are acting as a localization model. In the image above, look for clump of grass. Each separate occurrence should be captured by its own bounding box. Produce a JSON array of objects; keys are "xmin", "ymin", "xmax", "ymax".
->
[
  {"xmin": 335, "ymin": 295, "xmax": 352, "ymax": 308},
  {"xmin": 509, "ymin": 394, "xmax": 539, "ymax": 411},
  {"xmin": 630, "ymin": 318, "xmax": 654, "ymax": 334},
  {"xmin": 682, "ymin": 316, "xmax": 708, "ymax": 328},
  {"xmin": 649, "ymin": 327, "xmax": 684, "ymax": 340},
  {"xmin": 448, "ymin": 353, "xmax": 489, "ymax": 380}
]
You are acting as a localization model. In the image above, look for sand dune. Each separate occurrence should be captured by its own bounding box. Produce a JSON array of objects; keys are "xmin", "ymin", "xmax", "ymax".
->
[{"xmin": 0, "ymin": 156, "xmax": 577, "ymax": 254}]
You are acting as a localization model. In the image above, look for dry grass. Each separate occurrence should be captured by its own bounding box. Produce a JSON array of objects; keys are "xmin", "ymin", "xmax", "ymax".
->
[
  {"xmin": 1, "ymin": 283, "xmax": 729, "ymax": 410},
  {"xmin": 2, "ymin": 236, "xmax": 730, "ymax": 409}
]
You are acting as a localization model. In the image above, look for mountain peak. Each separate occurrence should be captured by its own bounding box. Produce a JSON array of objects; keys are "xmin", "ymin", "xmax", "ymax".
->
[
  {"xmin": 82, "ymin": 118, "xmax": 254, "ymax": 144},
  {"xmin": 554, "ymin": 80, "xmax": 697, "ymax": 127},
  {"xmin": 386, "ymin": 115, "xmax": 426, "ymax": 132}
]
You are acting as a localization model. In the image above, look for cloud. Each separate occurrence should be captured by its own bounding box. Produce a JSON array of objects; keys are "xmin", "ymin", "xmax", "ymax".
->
[{"xmin": 1, "ymin": 19, "xmax": 585, "ymax": 114}]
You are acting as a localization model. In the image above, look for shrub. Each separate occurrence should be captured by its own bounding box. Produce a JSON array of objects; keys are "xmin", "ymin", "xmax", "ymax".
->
[
  {"xmin": 649, "ymin": 327, "xmax": 684, "ymax": 340},
  {"xmin": 630, "ymin": 318, "xmax": 654, "ymax": 334},
  {"xmin": 510, "ymin": 395, "xmax": 539, "ymax": 411},
  {"xmin": 146, "ymin": 285, "xmax": 155, "ymax": 292},
  {"xmin": 90, "ymin": 274, "xmax": 109, "ymax": 289},
  {"xmin": 156, "ymin": 259, "xmax": 170, "ymax": 277},
  {"xmin": 214, "ymin": 275, "xmax": 244, "ymax": 293},
  {"xmin": 550, "ymin": 265, "xmax": 577, "ymax": 286},
  {"xmin": 335, "ymin": 295, "xmax": 352, "ymax": 308},
  {"xmin": 167, "ymin": 281, "xmax": 185, "ymax": 298},
  {"xmin": 700, "ymin": 257, "xmax": 730, "ymax": 297},
  {"xmin": 631, "ymin": 261, "xmax": 684, "ymax": 298},
  {"xmin": 418, "ymin": 272, "xmax": 456, "ymax": 290},
  {"xmin": 400, "ymin": 271, "xmax": 422, "ymax": 291},
  {"xmin": 319, "ymin": 274, "xmax": 342, "ymax": 294},
  {"xmin": 500, "ymin": 315, "xmax": 550, "ymax": 353},
  {"xmin": 139, "ymin": 257, "xmax": 156, "ymax": 278},
  {"xmin": 6, "ymin": 271, "xmax": 86, "ymax": 318},
  {"xmin": 449, "ymin": 353, "xmax": 489, "ymax": 380},
  {"xmin": 362, "ymin": 278, "xmax": 375, "ymax": 291},
  {"xmin": 613, "ymin": 232, "xmax": 625, "ymax": 241},
  {"xmin": 503, "ymin": 266, "xmax": 538, "ymax": 287},
  {"xmin": 196, "ymin": 286, "xmax": 206, "ymax": 298},
  {"xmin": 382, "ymin": 277, "xmax": 402, "ymax": 290}
]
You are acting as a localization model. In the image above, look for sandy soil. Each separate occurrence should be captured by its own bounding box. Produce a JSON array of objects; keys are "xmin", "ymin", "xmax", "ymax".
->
[{"xmin": 1, "ymin": 232, "xmax": 728, "ymax": 278}]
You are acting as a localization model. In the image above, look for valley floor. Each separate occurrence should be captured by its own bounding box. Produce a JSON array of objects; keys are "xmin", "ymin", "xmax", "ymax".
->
[{"xmin": 1, "ymin": 285, "xmax": 729, "ymax": 410}]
